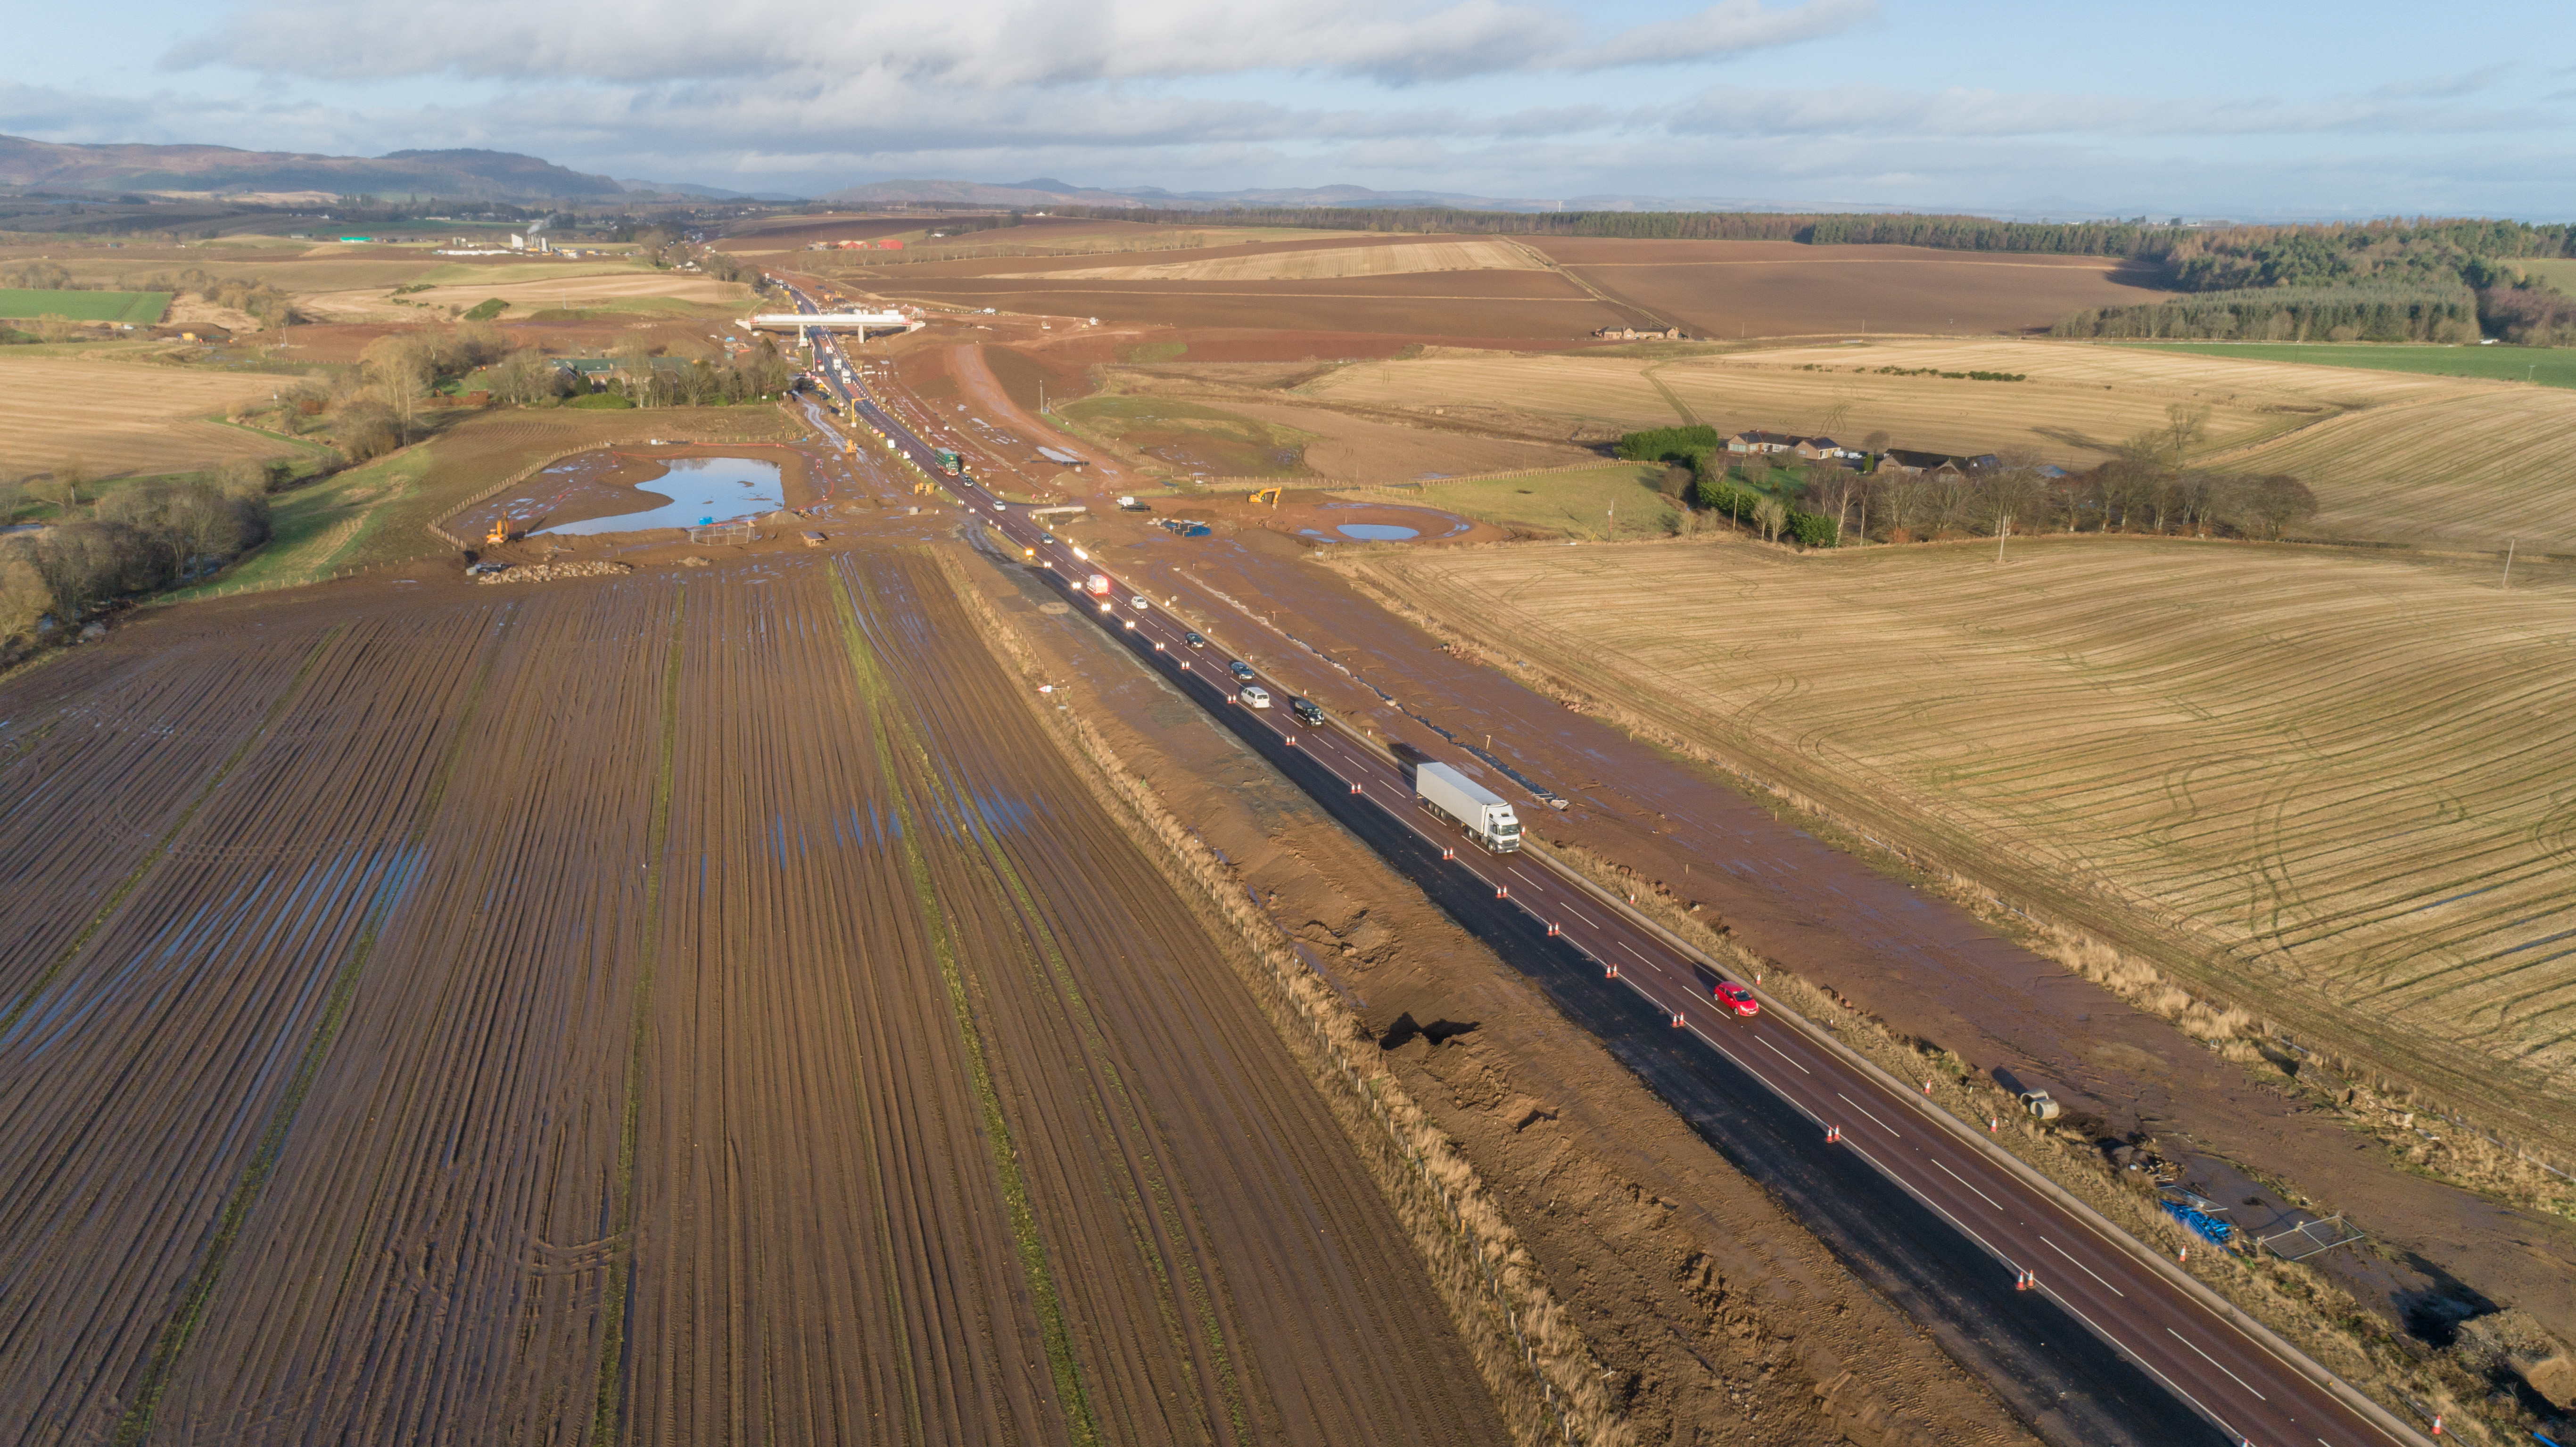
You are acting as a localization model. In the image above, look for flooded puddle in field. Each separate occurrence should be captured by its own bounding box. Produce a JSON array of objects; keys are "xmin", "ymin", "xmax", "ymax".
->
[
  {"xmin": 1335, "ymin": 523, "xmax": 1419, "ymax": 541},
  {"xmin": 535, "ymin": 457, "xmax": 784, "ymax": 535}
]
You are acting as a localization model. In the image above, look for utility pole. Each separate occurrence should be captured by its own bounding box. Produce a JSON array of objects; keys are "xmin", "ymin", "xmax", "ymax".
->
[
  {"xmin": 1996, "ymin": 516, "xmax": 2011, "ymax": 564},
  {"xmin": 2502, "ymin": 537, "xmax": 2517, "ymax": 590}
]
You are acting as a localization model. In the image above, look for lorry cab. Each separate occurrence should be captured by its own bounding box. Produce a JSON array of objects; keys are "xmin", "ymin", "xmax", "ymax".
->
[{"xmin": 1412, "ymin": 762, "xmax": 1523, "ymax": 853}]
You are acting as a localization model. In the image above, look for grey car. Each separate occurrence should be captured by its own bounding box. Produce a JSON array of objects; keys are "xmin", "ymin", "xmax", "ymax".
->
[{"xmin": 1228, "ymin": 660, "xmax": 1255, "ymax": 682}]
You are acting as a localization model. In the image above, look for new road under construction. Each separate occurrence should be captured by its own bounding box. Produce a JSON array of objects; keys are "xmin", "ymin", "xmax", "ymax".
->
[{"xmin": 786, "ymin": 281, "xmax": 2436, "ymax": 1447}]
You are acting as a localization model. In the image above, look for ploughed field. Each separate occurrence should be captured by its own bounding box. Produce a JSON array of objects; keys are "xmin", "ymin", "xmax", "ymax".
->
[
  {"xmin": 1348, "ymin": 535, "xmax": 2576, "ymax": 1155},
  {"xmin": 0, "ymin": 548, "xmax": 1496, "ymax": 1445}
]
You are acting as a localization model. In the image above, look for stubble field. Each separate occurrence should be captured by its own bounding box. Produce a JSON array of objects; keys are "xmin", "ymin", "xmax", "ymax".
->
[
  {"xmin": 1527, "ymin": 238, "xmax": 2168, "ymax": 337},
  {"xmin": 1295, "ymin": 338, "xmax": 2576, "ymax": 550},
  {"xmin": 1346, "ymin": 534, "xmax": 2576, "ymax": 1155},
  {"xmin": 1000, "ymin": 238, "xmax": 1544, "ymax": 283},
  {"xmin": 0, "ymin": 548, "xmax": 1496, "ymax": 1445},
  {"xmin": 0, "ymin": 355, "xmax": 299, "ymax": 475}
]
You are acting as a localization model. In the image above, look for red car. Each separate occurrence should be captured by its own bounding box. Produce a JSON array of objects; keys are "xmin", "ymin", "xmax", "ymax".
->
[{"xmin": 1714, "ymin": 981, "xmax": 1760, "ymax": 1018}]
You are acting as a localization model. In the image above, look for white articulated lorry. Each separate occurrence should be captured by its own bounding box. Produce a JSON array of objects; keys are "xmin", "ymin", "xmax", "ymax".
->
[{"xmin": 1413, "ymin": 762, "xmax": 1523, "ymax": 853}]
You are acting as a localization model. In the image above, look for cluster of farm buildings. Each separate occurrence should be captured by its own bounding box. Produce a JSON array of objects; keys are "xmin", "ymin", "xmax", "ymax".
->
[{"xmin": 1726, "ymin": 429, "xmax": 2046, "ymax": 480}]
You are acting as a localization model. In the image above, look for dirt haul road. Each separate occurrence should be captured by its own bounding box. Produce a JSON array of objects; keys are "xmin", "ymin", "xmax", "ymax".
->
[{"xmin": 0, "ymin": 550, "xmax": 1500, "ymax": 1446}]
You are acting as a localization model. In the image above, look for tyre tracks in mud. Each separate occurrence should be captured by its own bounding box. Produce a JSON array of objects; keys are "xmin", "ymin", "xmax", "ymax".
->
[{"xmin": 1, "ymin": 550, "xmax": 1502, "ymax": 1446}]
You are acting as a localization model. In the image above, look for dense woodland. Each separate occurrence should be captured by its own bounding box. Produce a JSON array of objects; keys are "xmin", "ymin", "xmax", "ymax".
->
[{"xmin": 0, "ymin": 462, "xmax": 275, "ymax": 641}]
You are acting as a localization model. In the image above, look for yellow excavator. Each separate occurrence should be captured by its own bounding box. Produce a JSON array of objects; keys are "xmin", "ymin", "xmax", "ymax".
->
[
  {"xmin": 1249, "ymin": 486, "xmax": 1283, "ymax": 508},
  {"xmin": 484, "ymin": 504, "xmax": 540, "ymax": 548}
]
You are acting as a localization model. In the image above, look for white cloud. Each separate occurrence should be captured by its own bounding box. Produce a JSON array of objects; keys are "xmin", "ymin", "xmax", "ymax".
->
[
  {"xmin": 164, "ymin": 0, "xmax": 1870, "ymax": 86},
  {"xmin": 1669, "ymin": 83, "xmax": 2546, "ymax": 139}
]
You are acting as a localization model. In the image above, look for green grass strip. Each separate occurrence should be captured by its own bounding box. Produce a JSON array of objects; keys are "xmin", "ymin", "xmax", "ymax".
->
[
  {"xmin": 958, "ymin": 787, "xmax": 1250, "ymax": 1443},
  {"xmin": 831, "ymin": 564, "xmax": 1103, "ymax": 1447},
  {"xmin": 589, "ymin": 583, "xmax": 687, "ymax": 1446},
  {"xmin": 108, "ymin": 619, "xmax": 504, "ymax": 1443},
  {"xmin": 1, "ymin": 626, "xmax": 342, "ymax": 1037}
]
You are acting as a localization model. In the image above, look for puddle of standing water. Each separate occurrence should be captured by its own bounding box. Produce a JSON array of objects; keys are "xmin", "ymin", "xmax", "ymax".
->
[
  {"xmin": 536, "ymin": 457, "xmax": 784, "ymax": 534},
  {"xmin": 1336, "ymin": 523, "xmax": 1420, "ymax": 540}
]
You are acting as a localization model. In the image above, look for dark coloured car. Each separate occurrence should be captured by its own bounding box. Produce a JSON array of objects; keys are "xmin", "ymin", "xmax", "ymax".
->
[
  {"xmin": 1289, "ymin": 697, "xmax": 1323, "ymax": 727},
  {"xmin": 1228, "ymin": 660, "xmax": 1255, "ymax": 682},
  {"xmin": 1185, "ymin": 631, "xmax": 1207, "ymax": 649}
]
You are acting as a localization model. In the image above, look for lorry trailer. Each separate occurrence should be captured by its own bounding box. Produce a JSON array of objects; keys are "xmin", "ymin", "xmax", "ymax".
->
[{"xmin": 1412, "ymin": 762, "xmax": 1523, "ymax": 853}]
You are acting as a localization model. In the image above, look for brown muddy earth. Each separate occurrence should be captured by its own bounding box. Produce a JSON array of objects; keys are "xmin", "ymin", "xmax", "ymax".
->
[
  {"xmin": 957, "ymin": 540, "xmax": 2043, "ymax": 1447},
  {"xmin": 899, "ymin": 370, "xmax": 2576, "ymax": 1355},
  {"xmin": 449, "ymin": 442, "xmax": 830, "ymax": 543},
  {"xmin": 0, "ymin": 543, "xmax": 1505, "ymax": 1445}
]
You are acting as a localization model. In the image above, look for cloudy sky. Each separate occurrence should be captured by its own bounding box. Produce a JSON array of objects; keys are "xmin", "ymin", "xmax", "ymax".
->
[{"xmin": 8, "ymin": 0, "xmax": 2573, "ymax": 216}]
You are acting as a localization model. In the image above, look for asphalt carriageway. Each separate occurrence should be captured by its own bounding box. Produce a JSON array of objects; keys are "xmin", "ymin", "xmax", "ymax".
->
[{"xmin": 776, "ymin": 279, "xmax": 2433, "ymax": 1447}]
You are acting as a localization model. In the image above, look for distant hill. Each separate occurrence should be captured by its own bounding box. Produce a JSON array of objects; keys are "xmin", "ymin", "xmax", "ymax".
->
[
  {"xmin": 819, "ymin": 175, "xmax": 1559, "ymax": 211},
  {"xmin": 617, "ymin": 178, "xmax": 808, "ymax": 203},
  {"xmin": 0, "ymin": 135, "xmax": 626, "ymax": 201}
]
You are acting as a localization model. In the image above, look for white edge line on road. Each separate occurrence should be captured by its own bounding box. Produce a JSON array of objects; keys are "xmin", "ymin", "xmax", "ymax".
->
[
  {"xmin": 1757, "ymin": 1034, "xmax": 1813, "ymax": 1075},
  {"xmin": 2039, "ymin": 1236, "xmax": 2125, "ymax": 1298},
  {"xmin": 2168, "ymin": 1328, "xmax": 2268, "ymax": 1402},
  {"xmin": 1932, "ymin": 1156, "xmax": 2004, "ymax": 1211},
  {"xmin": 2042, "ymin": 1289, "xmax": 2244, "ymax": 1445},
  {"xmin": 1835, "ymin": 1092, "xmax": 1901, "ymax": 1138}
]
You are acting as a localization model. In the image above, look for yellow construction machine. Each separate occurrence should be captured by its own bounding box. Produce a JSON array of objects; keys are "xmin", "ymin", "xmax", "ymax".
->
[
  {"xmin": 484, "ymin": 504, "xmax": 540, "ymax": 547},
  {"xmin": 1249, "ymin": 486, "xmax": 1283, "ymax": 508}
]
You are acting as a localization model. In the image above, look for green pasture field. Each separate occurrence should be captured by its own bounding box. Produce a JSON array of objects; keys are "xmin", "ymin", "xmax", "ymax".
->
[
  {"xmin": 1350, "ymin": 462, "xmax": 1677, "ymax": 538},
  {"xmin": 1057, "ymin": 394, "xmax": 1317, "ymax": 477},
  {"xmin": 2120, "ymin": 341, "xmax": 2576, "ymax": 389},
  {"xmin": 0, "ymin": 289, "xmax": 171, "ymax": 324}
]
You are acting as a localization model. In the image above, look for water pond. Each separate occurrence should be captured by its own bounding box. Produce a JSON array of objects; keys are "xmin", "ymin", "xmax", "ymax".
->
[{"xmin": 536, "ymin": 456, "xmax": 784, "ymax": 535}]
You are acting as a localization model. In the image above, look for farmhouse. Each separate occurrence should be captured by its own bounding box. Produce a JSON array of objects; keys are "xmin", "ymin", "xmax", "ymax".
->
[
  {"xmin": 1593, "ymin": 324, "xmax": 1684, "ymax": 340},
  {"xmin": 1794, "ymin": 436, "xmax": 1859, "ymax": 461},
  {"xmin": 1877, "ymin": 448, "xmax": 2000, "ymax": 479},
  {"xmin": 1727, "ymin": 429, "xmax": 1802, "ymax": 454}
]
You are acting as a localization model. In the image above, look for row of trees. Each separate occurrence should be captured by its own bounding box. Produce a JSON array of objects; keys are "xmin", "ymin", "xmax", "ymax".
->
[
  {"xmin": 1615, "ymin": 421, "xmax": 2319, "ymax": 549},
  {"xmin": 0, "ymin": 465, "xmax": 275, "ymax": 638},
  {"xmin": 1689, "ymin": 455, "xmax": 2316, "ymax": 547},
  {"xmin": 601, "ymin": 347, "xmax": 797, "ymax": 409},
  {"xmin": 263, "ymin": 322, "xmax": 800, "ymax": 458},
  {"xmin": 2050, "ymin": 283, "xmax": 2481, "ymax": 342}
]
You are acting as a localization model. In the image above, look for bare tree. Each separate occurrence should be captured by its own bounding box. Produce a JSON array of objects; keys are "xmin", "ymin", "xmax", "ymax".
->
[
  {"xmin": 362, "ymin": 336, "xmax": 433, "ymax": 442},
  {"xmin": 1752, "ymin": 496, "xmax": 1787, "ymax": 545},
  {"xmin": 2163, "ymin": 402, "xmax": 2212, "ymax": 468}
]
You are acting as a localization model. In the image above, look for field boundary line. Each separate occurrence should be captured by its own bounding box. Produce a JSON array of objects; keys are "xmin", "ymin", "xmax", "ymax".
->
[{"xmin": 933, "ymin": 542, "xmax": 1621, "ymax": 1447}]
